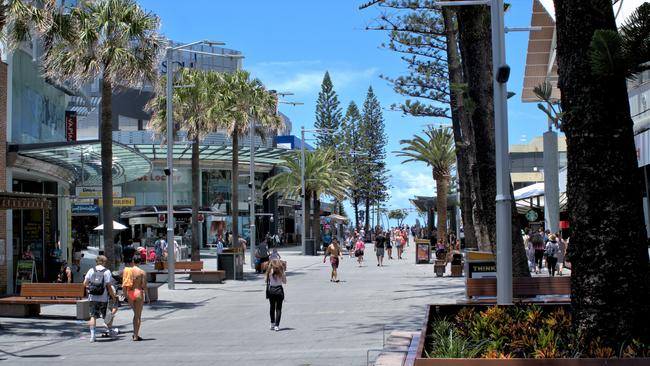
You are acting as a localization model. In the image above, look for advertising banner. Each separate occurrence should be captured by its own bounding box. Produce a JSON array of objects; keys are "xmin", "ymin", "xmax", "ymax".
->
[{"xmin": 65, "ymin": 111, "xmax": 77, "ymax": 141}]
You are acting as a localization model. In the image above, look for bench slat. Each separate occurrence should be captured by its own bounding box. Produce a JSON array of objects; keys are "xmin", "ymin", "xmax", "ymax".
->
[
  {"xmin": 466, "ymin": 277, "xmax": 571, "ymax": 298},
  {"xmin": 20, "ymin": 283, "xmax": 85, "ymax": 299},
  {"xmin": 162, "ymin": 261, "xmax": 204, "ymax": 271}
]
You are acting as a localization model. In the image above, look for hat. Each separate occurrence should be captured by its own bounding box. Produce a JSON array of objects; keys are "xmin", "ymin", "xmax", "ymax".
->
[{"xmin": 549, "ymin": 234, "xmax": 557, "ymax": 241}]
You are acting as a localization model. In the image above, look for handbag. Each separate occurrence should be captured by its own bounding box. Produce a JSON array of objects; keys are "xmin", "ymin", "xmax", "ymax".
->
[{"xmin": 268, "ymin": 285, "xmax": 283, "ymax": 297}]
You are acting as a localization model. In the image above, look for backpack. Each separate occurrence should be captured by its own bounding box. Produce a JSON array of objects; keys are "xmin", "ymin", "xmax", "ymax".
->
[{"xmin": 88, "ymin": 267, "xmax": 107, "ymax": 296}]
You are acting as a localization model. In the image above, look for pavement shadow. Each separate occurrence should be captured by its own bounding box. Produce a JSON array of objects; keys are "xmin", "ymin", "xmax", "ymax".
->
[{"xmin": 0, "ymin": 319, "xmax": 80, "ymax": 338}]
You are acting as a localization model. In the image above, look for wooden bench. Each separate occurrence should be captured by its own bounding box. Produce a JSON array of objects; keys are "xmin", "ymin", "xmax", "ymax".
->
[
  {"xmin": 465, "ymin": 276, "xmax": 571, "ymax": 303},
  {"xmin": 0, "ymin": 283, "xmax": 89, "ymax": 320},
  {"xmin": 151, "ymin": 261, "xmax": 225, "ymax": 284}
]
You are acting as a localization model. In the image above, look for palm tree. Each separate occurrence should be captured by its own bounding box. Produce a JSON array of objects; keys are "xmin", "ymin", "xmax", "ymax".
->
[
  {"xmin": 146, "ymin": 69, "xmax": 226, "ymax": 261},
  {"xmin": 39, "ymin": 0, "xmax": 163, "ymax": 268},
  {"xmin": 263, "ymin": 149, "xmax": 350, "ymax": 252},
  {"xmin": 215, "ymin": 70, "xmax": 283, "ymax": 250},
  {"xmin": 397, "ymin": 127, "xmax": 455, "ymax": 244}
]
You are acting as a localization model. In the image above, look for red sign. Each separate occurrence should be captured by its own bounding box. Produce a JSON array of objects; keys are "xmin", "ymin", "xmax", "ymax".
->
[
  {"xmin": 65, "ymin": 111, "xmax": 77, "ymax": 141},
  {"xmin": 197, "ymin": 213, "xmax": 204, "ymax": 223},
  {"xmin": 559, "ymin": 221, "xmax": 570, "ymax": 229},
  {"xmin": 158, "ymin": 214, "xmax": 166, "ymax": 223}
]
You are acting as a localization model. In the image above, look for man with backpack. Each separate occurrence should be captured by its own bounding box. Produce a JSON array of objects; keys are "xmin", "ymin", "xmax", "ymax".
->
[{"xmin": 83, "ymin": 255, "xmax": 116, "ymax": 342}]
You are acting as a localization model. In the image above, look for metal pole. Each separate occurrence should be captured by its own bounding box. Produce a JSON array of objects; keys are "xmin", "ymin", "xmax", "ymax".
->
[
  {"xmin": 249, "ymin": 118, "xmax": 256, "ymax": 269},
  {"xmin": 301, "ymin": 127, "xmax": 306, "ymax": 255},
  {"xmin": 165, "ymin": 46, "xmax": 176, "ymax": 290},
  {"xmin": 491, "ymin": 0, "xmax": 512, "ymax": 304},
  {"xmin": 543, "ymin": 129, "xmax": 559, "ymax": 234}
]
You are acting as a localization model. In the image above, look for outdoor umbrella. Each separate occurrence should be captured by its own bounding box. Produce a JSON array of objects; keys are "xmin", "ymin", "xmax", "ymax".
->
[{"xmin": 93, "ymin": 221, "xmax": 128, "ymax": 231}]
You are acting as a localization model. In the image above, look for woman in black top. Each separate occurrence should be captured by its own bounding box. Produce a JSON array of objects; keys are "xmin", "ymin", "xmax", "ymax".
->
[{"xmin": 375, "ymin": 230, "xmax": 386, "ymax": 267}]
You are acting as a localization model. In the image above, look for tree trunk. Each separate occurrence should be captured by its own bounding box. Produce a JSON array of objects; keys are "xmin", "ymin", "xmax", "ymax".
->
[
  {"xmin": 457, "ymin": 6, "xmax": 496, "ymax": 252},
  {"xmin": 353, "ymin": 197, "xmax": 359, "ymax": 229},
  {"xmin": 100, "ymin": 77, "xmax": 114, "ymax": 269},
  {"xmin": 435, "ymin": 174, "xmax": 449, "ymax": 244},
  {"xmin": 553, "ymin": 0, "xmax": 650, "ymax": 347},
  {"xmin": 442, "ymin": 7, "xmax": 478, "ymax": 249},
  {"xmin": 191, "ymin": 136, "xmax": 200, "ymax": 261},
  {"xmin": 364, "ymin": 198, "xmax": 370, "ymax": 232},
  {"xmin": 456, "ymin": 6, "xmax": 530, "ymax": 276},
  {"xmin": 231, "ymin": 133, "xmax": 239, "ymax": 250},
  {"xmin": 313, "ymin": 198, "xmax": 321, "ymax": 252}
]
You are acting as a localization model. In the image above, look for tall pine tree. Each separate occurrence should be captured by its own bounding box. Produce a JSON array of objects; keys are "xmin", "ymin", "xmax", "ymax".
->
[
  {"xmin": 341, "ymin": 101, "xmax": 364, "ymax": 227},
  {"xmin": 315, "ymin": 71, "xmax": 343, "ymax": 149},
  {"xmin": 360, "ymin": 86, "xmax": 389, "ymax": 231}
]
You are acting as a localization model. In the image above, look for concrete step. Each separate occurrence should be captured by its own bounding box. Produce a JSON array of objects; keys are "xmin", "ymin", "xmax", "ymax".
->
[{"xmin": 373, "ymin": 330, "xmax": 419, "ymax": 366}]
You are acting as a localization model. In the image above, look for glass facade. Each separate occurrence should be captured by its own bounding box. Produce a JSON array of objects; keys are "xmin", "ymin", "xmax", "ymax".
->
[
  {"xmin": 123, "ymin": 167, "xmax": 192, "ymax": 206},
  {"xmin": 11, "ymin": 50, "xmax": 67, "ymax": 144}
]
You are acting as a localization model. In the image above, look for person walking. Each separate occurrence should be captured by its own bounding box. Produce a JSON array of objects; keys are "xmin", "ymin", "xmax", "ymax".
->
[
  {"xmin": 557, "ymin": 233, "xmax": 566, "ymax": 276},
  {"xmin": 83, "ymin": 255, "xmax": 115, "ymax": 343},
  {"xmin": 531, "ymin": 231, "xmax": 546, "ymax": 274},
  {"xmin": 122, "ymin": 254, "xmax": 147, "ymax": 341},
  {"xmin": 72, "ymin": 237, "xmax": 83, "ymax": 272},
  {"xmin": 387, "ymin": 228, "xmax": 394, "ymax": 259},
  {"xmin": 323, "ymin": 239, "xmax": 343, "ymax": 282},
  {"xmin": 544, "ymin": 234, "xmax": 560, "ymax": 277},
  {"xmin": 102, "ymin": 276, "xmax": 120, "ymax": 338},
  {"xmin": 374, "ymin": 230, "xmax": 386, "ymax": 267},
  {"xmin": 265, "ymin": 259, "xmax": 286, "ymax": 332},
  {"xmin": 394, "ymin": 229, "xmax": 402, "ymax": 260},
  {"xmin": 354, "ymin": 237, "xmax": 365, "ymax": 267}
]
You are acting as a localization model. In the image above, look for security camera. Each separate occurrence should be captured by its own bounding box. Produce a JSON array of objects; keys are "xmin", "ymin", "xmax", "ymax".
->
[
  {"xmin": 496, "ymin": 65, "xmax": 511, "ymax": 83},
  {"xmin": 163, "ymin": 167, "xmax": 171, "ymax": 176}
]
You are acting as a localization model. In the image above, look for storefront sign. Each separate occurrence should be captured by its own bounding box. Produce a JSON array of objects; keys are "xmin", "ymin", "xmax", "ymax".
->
[
  {"xmin": 0, "ymin": 196, "xmax": 51, "ymax": 210},
  {"xmin": 75, "ymin": 186, "xmax": 123, "ymax": 198},
  {"xmin": 98, "ymin": 197, "xmax": 136, "ymax": 207},
  {"xmin": 525, "ymin": 209, "xmax": 539, "ymax": 222},
  {"xmin": 466, "ymin": 260, "xmax": 497, "ymax": 278},
  {"xmin": 65, "ymin": 111, "xmax": 77, "ymax": 141},
  {"xmin": 71, "ymin": 204, "xmax": 99, "ymax": 215},
  {"xmin": 15, "ymin": 260, "xmax": 35, "ymax": 286},
  {"xmin": 416, "ymin": 242, "xmax": 430, "ymax": 264}
]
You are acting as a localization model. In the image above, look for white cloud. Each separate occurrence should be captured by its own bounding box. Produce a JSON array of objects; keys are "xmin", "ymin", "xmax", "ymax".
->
[
  {"xmin": 248, "ymin": 60, "xmax": 378, "ymax": 94},
  {"xmin": 386, "ymin": 164, "xmax": 434, "ymax": 210}
]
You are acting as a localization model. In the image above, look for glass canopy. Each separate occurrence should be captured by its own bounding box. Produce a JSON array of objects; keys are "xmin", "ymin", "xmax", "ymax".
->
[
  {"xmin": 14, "ymin": 141, "xmax": 152, "ymax": 185},
  {"xmin": 129, "ymin": 144, "xmax": 292, "ymax": 165}
]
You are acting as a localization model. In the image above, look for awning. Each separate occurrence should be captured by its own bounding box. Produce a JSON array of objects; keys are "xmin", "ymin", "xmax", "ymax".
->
[
  {"xmin": 9, "ymin": 141, "xmax": 152, "ymax": 186},
  {"xmin": 326, "ymin": 214, "xmax": 349, "ymax": 224},
  {"xmin": 522, "ymin": 0, "xmax": 645, "ymax": 102},
  {"xmin": 129, "ymin": 144, "xmax": 292, "ymax": 166}
]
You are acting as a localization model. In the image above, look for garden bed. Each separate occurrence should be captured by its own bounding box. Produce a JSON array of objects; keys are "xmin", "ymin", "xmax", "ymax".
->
[{"xmin": 414, "ymin": 304, "xmax": 650, "ymax": 366}]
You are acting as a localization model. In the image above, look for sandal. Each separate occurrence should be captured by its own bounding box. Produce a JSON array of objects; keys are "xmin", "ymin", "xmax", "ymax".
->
[{"xmin": 132, "ymin": 335, "xmax": 143, "ymax": 341}]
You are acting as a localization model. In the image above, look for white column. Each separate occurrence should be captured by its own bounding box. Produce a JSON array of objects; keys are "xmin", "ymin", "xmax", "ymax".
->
[{"xmin": 543, "ymin": 130, "xmax": 560, "ymax": 234}]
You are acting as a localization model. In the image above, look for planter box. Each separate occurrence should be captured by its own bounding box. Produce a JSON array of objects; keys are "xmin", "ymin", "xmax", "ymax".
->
[{"xmin": 414, "ymin": 304, "xmax": 650, "ymax": 366}]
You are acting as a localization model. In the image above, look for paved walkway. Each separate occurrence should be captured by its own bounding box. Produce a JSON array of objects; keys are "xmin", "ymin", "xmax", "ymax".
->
[{"xmin": 0, "ymin": 238, "xmax": 465, "ymax": 366}]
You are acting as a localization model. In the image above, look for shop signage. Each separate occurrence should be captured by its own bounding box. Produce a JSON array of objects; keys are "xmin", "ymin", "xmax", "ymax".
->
[
  {"xmin": 466, "ymin": 260, "xmax": 497, "ymax": 278},
  {"xmin": 158, "ymin": 214, "xmax": 166, "ymax": 223},
  {"xmin": 525, "ymin": 209, "xmax": 539, "ymax": 222},
  {"xmin": 0, "ymin": 196, "xmax": 51, "ymax": 210},
  {"xmin": 15, "ymin": 260, "xmax": 35, "ymax": 286},
  {"xmin": 71, "ymin": 204, "xmax": 99, "ymax": 215},
  {"xmin": 75, "ymin": 186, "xmax": 122, "ymax": 199},
  {"xmin": 98, "ymin": 197, "xmax": 136, "ymax": 207},
  {"xmin": 416, "ymin": 242, "xmax": 430, "ymax": 264},
  {"xmin": 65, "ymin": 111, "xmax": 77, "ymax": 141}
]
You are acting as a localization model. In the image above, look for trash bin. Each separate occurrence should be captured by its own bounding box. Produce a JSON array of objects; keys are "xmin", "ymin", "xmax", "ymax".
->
[
  {"xmin": 305, "ymin": 239, "xmax": 315, "ymax": 256},
  {"xmin": 218, "ymin": 251, "xmax": 243, "ymax": 280}
]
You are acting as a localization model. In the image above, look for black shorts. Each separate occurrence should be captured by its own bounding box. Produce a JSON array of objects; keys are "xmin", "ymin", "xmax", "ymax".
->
[{"xmin": 89, "ymin": 301, "xmax": 108, "ymax": 319}]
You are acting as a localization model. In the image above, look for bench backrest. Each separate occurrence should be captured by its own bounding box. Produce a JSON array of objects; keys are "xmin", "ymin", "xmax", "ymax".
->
[
  {"xmin": 466, "ymin": 276, "xmax": 571, "ymax": 298},
  {"xmin": 20, "ymin": 283, "xmax": 86, "ymax": 299},
  {"xmin": 163, "ymin": 261, "xmax": 203, "ymax": 271}
]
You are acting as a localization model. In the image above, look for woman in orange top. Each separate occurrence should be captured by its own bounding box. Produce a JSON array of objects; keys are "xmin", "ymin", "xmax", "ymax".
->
[{"xmin": 122, "ymin": 255, "xmax": 147, "ymax": 341}]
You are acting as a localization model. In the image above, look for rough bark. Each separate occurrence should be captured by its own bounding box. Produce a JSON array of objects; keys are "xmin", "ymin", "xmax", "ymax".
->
[
  {"xmin": 457, "ymin": 6, "xmax": 496, "ymax": 252},
  {"xmin": 100, "ymin": 77, "xmax": 114, "ymax": 269},
  {"xmin": 442, "ymin": 7, "xmax": 478, "ymax": 249},
  {"xmin": 457, "ymin": 6, "xmax": 530, "ymax": 276},
  {"xmin": 364, "ymin": 197, "xmax": 370, "ymax": 232},
  {"xmin": 435, "ymin": 174, "xmax": 449, "ymax": 243},
  {"xmin": 191, "ymin": 136, "xmax": 200, "ymax": 261},
  {"xmin": 231, "ymin": 133, "xmax": 239, "ymax": 249},
  {"xmin": 353, "ymin": 198, "xmax": 359, "ymax": 229},
  {"xmin": 553, "ymin": 0, "xmax": 650, "ymax": 347}
]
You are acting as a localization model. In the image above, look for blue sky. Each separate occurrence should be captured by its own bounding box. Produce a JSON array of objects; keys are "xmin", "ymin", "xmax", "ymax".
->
[{"xmin": 139, "ymin": 0, "xmax": 550, "ymax": 225}]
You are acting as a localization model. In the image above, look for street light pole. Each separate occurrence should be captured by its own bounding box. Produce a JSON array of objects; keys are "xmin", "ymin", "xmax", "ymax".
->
[
  {"xmin": 300, "ymin": 126, "xmax": 307, "ymax": 256},
  {"xmin": 249, "ymin": 118, "xmax": 256, "ymax": 268},
  {"xmin": 165, "ymin": 46, "xmax": 175, "ymax": 290},
  {"xmin": 490, "ymin": 0, "xmax": 513, "ymax": 305}
]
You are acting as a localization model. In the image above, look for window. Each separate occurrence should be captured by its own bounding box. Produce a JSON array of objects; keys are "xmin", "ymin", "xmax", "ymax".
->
[{"xmin": 118, "ymin": 115, "xmax": 139, "ymax": 131}]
